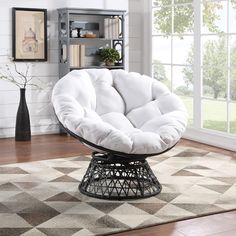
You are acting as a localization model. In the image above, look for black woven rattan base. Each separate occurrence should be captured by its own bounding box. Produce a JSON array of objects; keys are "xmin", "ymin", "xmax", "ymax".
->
[{"xmin": 79, "ymin": 152, "xmax": 162, "ymax": 200}]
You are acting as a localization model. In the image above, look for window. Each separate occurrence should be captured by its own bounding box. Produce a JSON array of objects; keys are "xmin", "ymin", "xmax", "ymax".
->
[
  {"xmin": 152, "ymin": 0, "xmax": 236, "ymax": 139},
  {"xmin": 152, "ymin": 0, "xmax": 194, "ymax": 126}
]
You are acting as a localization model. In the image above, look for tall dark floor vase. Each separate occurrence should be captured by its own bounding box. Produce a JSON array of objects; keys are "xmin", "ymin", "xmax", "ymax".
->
[{"xmin": 15, "ymin": 88, "xmax": 31, "ymax": 141}]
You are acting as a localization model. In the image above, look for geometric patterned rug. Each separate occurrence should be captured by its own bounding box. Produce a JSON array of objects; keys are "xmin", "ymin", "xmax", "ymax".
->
[{"xmin": 0, "ymin": 146, "xmax": 236, "ymax": 236}]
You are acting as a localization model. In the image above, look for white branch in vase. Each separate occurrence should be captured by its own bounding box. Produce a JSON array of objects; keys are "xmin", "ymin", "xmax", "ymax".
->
[{"xmin": 0, "ymin": 62, "xmax": 43, "ymax": 89}]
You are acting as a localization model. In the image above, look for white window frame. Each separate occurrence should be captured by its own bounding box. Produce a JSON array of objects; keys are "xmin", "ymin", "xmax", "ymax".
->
[{"xmin": 143, "ymin": 0, "xmax": 236, "ymax": 151}]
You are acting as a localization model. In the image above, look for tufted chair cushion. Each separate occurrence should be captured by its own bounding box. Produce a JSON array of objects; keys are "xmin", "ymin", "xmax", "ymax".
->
[{"xmin": 52, "ymin": 69, "xmax": 188, "ymax": 154}]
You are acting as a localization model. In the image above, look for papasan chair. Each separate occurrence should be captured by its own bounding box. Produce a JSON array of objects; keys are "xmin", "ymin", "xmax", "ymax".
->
[{"xmin": 52, "ymin": 69, "xmax": 188, "ymax": 200}]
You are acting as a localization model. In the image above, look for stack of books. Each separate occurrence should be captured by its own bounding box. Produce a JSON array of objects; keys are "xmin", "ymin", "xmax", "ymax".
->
[
  {"xmin": 69, "ymin": 44, "xmax": 85, "ymax": 67},
  {"xmin": 104, "ymin": 17, "xmax": 120, "ymax": 39}
]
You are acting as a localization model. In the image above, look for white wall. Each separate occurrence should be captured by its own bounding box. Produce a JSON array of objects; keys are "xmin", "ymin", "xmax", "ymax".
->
[
  {"xmin": 128, "ymin": 0, "xmax": 143, "ymax": 73},
  {"xmin": 0, "ymin": 0, "xmax": 128, "ymax": 138},
  {"xmin": 128, "ymin": 0, "xmax": 151, "ymax": 75}
]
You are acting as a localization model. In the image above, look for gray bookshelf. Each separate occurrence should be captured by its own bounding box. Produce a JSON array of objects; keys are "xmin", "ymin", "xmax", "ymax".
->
[{"xmin": 58, "ymin": 8, "xmax": 126, "ymax": 79}]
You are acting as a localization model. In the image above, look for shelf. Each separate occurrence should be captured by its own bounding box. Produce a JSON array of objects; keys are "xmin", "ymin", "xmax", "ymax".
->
[
  {"xmin": 58, "ymin": 8, "xmax": 125, "ymax": 78},
  {"xmin": 69, "ymin": 37, "xmax": 123, "ymax": 42},
  {"xmin": 59, "ymin": 37, "xmax": 123, "ymax": 41},
  {"xmin": 70, "ymin": 65, "xmax": 124, "ymax": 70}
]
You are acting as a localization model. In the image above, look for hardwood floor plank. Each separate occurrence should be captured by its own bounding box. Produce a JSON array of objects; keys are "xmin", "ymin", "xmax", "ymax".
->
[
  {"xmin": 177, "ymin": 212, "xmax": 236, "ymax": 236},
  {"xmin": 114, "ymin": 223, "xmax": 186, "ymax": 236},
  {"xmin": 206, "ymin": 229, "xmax": 236, "ymax": 236},
  {"xmin": 0, "ymin": 134, "xmax": 91, "ymax": 165}
]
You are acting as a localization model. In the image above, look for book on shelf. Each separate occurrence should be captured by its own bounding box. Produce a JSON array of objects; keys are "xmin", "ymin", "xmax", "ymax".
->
[
  {"xmin": 104, "ymin": 18, "xmax": 109, "ymax": 39},
  {"xmin": 69, "ymin": 44, "xmax": 85, "ymax": 67},
  {"xmin": 80, "ymin": 44, "xmax": 85, "ymax": 67},
  {"xmin": 62, "ymin": 44, "xmax": 67, "ymax": 62},
  {"xmin": 104, "ymin": 17, "xmax": 120, "ymax": 39}
]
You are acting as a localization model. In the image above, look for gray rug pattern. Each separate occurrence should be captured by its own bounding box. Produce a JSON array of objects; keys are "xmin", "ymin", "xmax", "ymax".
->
[{"xmin": 0, "ymin": 146, "xmax": 236, "ymax": 235}]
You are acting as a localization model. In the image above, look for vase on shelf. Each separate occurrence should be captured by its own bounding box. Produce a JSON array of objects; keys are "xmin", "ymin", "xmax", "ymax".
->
[
  {"xmin": 15, "ymin": 88, "xmax": 31, "ymax": 141},
  {"xmin": 105, "ymin": 61, "xmax": 115, "ymax": 66}
]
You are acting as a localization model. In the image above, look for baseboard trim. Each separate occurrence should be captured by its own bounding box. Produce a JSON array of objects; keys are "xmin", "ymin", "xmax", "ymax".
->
[{"xmin": 184, "ymin": 128, "xmax": 236, "ymax": 152}]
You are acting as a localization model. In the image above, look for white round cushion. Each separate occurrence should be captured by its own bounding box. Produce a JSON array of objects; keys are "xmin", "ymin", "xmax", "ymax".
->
[{"xmin": 52, "ymin": 69, "xmax": 188, "ymax": 154}]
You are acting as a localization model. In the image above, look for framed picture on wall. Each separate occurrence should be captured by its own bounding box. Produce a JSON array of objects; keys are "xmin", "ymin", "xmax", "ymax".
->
[{"xmin": 12, "ymin": 8, "xmax": 47, "ymax": 61}]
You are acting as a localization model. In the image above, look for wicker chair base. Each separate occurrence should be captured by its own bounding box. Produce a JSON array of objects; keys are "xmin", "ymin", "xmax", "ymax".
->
[{"xmin": 79, "ymin": 152, "xmax": 162, "ymax": 200}]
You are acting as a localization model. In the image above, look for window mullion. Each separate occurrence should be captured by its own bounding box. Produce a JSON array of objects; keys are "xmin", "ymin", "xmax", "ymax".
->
[
  {"xmin": 171, "ymin": 0, "xmax": 174, "ymax": 92},
  {"xmin": 193, "ymin": 0, "xmax": 201, "ymax": 129},
  {"xmin": 227, "ymin": 0, "xmax": 230, "ymax": 133}
]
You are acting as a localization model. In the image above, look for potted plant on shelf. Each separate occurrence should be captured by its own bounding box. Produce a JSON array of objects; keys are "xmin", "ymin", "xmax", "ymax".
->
[
  {"xmin": 0, "ymin": 62, "xmax": 42, "ymax": 141},
  {"xmin": 99, "ymin": 48, "xmax": 120, "ymax": 66}
]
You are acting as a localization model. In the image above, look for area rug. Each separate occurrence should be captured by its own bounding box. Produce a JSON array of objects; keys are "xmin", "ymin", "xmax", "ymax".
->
[{"xmin": 0, "ymin": 146, "xmax": 236, "ymax": 236}]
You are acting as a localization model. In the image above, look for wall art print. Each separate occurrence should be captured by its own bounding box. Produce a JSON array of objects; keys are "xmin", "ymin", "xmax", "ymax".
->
[{"xmin": 12, "ymin": 8, "xmax": 47, "ymax": 61}]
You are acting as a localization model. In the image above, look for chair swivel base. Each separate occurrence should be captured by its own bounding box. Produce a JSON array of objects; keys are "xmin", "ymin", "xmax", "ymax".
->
[{"xmin": 79, "ymin": 152, "xmax": 162, "ymax": 200}]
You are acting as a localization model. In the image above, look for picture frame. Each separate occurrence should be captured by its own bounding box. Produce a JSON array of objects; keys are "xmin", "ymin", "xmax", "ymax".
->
[{"xmin": 12, "ymin": 8, "xmax": 47, "ymax": 61}]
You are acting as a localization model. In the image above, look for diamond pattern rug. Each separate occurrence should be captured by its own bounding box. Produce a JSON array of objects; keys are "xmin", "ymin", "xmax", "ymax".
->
[{"xmin": 0, "ymin": 146, "xmax": 236, "ymax": 236}]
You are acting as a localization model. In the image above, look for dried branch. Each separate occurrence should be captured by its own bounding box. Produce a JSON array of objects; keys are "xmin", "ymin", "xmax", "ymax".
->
[
  {"xmin": 0, "ymin": 75, "xmax": 21, "ymax": 88},
  {"xmin": 26, "ymin": 83, "xmax": 43, "ymax": 89},
  {"xmin": 0, "ymin": 62, "xmax": 44, "ymax": 90},
  {"xmin": 13, "ymin": 62, "xmax": 27, "ymax": 88}
]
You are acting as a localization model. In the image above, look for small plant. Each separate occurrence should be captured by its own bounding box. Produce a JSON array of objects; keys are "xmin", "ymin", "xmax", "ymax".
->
[{"xmin": 100, "ymin": 48, "xmax": 120, "ymax": 66}]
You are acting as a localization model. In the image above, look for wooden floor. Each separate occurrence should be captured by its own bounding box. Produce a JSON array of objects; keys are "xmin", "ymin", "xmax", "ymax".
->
[{"xmin": 0, "ymin": 134, "xmax": 236, "ymax": 236}]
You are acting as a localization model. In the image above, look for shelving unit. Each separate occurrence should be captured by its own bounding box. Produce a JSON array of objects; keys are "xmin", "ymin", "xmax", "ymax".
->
[{"xmin": 58, "ymin": 8, "xmax": 126, "ymax": 79}]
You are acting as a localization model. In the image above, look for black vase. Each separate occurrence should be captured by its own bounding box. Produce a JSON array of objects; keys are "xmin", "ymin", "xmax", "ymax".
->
[{"xmin": 15, "ymin": 88, "xmax": 31, "ymax": 141}]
